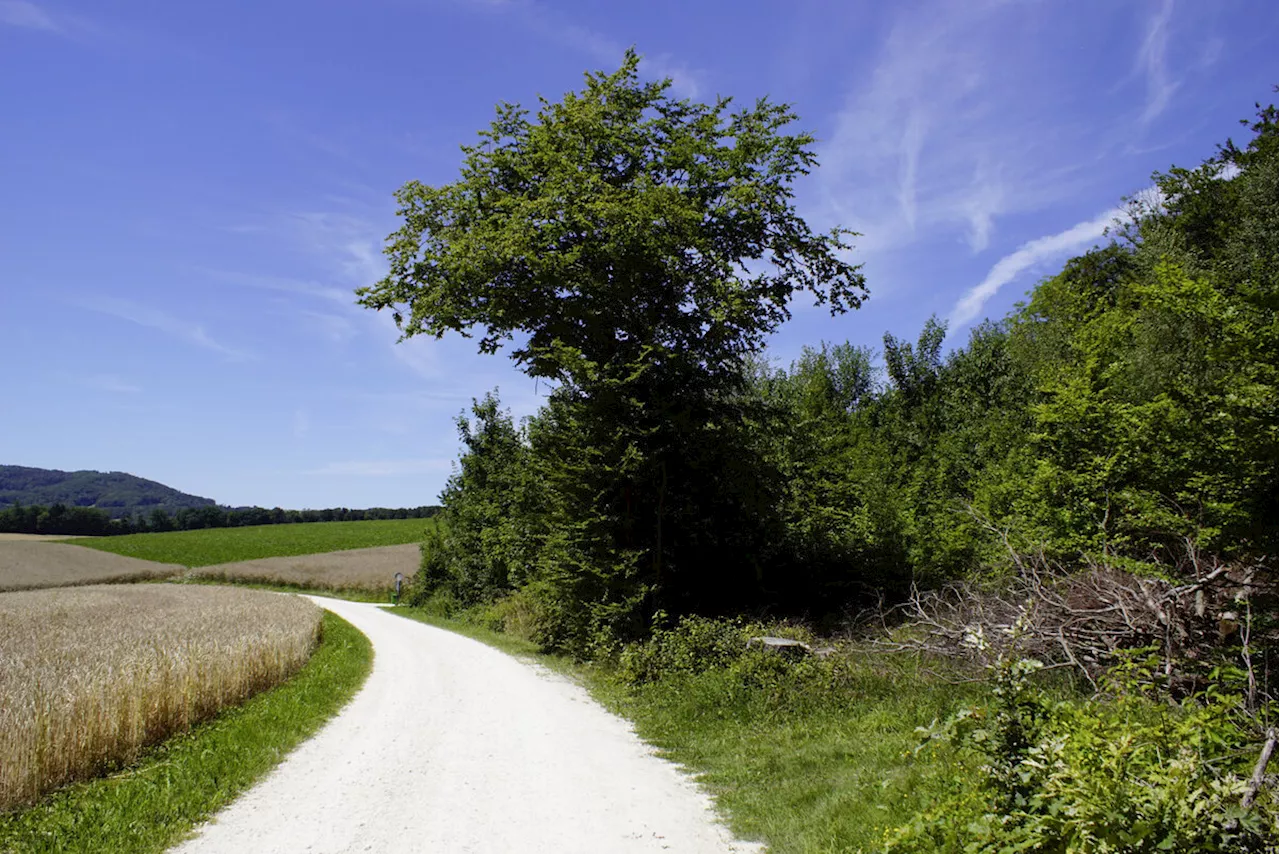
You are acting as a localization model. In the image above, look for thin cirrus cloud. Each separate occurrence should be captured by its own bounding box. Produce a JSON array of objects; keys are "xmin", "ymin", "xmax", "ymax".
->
[
  {"xmin": 207, "ymin": 268, "xmax": 355, "ymax": 306},
  {"xmin": 1137, "ymin": 0, "xmax": 1178, "ymax": 126},
  {"xmin": 814, "ymin": 1, "xmax": 1041, "ymax": 257},
  {"xmin": 811, "ymin": 0, "xmax": 1189, "ymax": 264},
  {"xmin": 947, "ymin": 206, "xmax": 1122, "ymax": 330},
  {"xmin": 299, "ymin": 310, "xmax": 359, "ymax": 345},
  {"xmin": 950, "ymin": 174, "xmax": 1181, "ymax": 331},
  {"xmin": 74, "ymin": 297, "xmax": 255, "ymax": 361},
  {"xmin": 0, "ymin": 0, "xmax": 58, "ymax": 31},
  {"xmin": 0, "ymin": 0, "xmax": 98, "ymax": 40},
  {"xmin": 458, "ymin": 0, "xmax": 703, "ymax": 97},
  {"xmin": 85, "ymin": 374, "xmax": 142, "ymax": 394},
  {"xmin": 225, "ymin": 209, "xmax": 455, "ymax": 377}
]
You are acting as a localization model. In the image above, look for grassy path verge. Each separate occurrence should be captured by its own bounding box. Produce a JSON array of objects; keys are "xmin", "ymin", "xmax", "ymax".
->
[
  {"xmin": 586, "ymin": 667, "xmax": 979, "ymax": 853},
  {"xmin": 390, "ymin": 607, "xmax": 982, "ymax": 854},
  {"xmin": 0, "ymin": 610, "xmax": 373, "ymax": 854}
]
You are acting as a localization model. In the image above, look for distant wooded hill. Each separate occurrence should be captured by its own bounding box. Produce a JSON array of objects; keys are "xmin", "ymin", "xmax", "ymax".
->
[
  {"xmin": 0, "ymin": 465, "xmax": 440, "ymax": 536},
  {"xmin": 0, "ymin": 465, "xmax": 216, "ymax": 519}
]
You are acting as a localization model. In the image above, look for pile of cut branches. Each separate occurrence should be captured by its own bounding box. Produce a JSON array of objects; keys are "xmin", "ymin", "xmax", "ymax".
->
[{"xmin": 877, "ymin": 541, "xmax": 1276, "ymax": 699}]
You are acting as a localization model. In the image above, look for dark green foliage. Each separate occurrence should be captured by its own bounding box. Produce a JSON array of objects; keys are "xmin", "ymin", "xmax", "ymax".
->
[
  {"xmin": 0, "ymin": 501, "xmax": 120, "ymax": 536},
  {"xmin": 398, "ymin": 96, "xmax": 1279, "ymax": 854},
  {"xmin": 415, "ymin": 392, "xmax": 538, "ymax": 607},
  {"xmin": 0, "ymin": 464, "xmax": 438, "ymax": 536},
  {"xmin": 369, "ymin": 52, "xmax": 864, "ymax": 655},
  {"xmin": 0, "ymin": 466, "xmax": 216, "ymax": 521},
  {"xmin": 0, "ymin": 501, "xmax": 439, "ymax": 537},
  {"xmin": 750, "ymin": 105, "xmax": 1277, "ymax": 588},
  {"xmin": 753, "ymin": 316, "xmax": 1036, "ymax": 593},
  {"xmin": 1009, "ymin": 105, "xmax": 1278, "ymax": 567},
  {"xmin": 360, "ymin": 51, "xmax": 865, "ymax": 382},
  {"xmin": 887, "ymin": 655, "xmax": 1276, "ymax": 853},
  {"xmin": 403, "ymin": 75, "xmax": 1275, "ymax": 667}
]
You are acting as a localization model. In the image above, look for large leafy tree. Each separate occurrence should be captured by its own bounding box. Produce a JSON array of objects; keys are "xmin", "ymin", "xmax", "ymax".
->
[
  {"xmin": 361, "ymin": 53, "xmax": 865, "ymax": 651},
  {"xmin": 360, "ymin": 51, "xmax": 864, "ymax": 386}
]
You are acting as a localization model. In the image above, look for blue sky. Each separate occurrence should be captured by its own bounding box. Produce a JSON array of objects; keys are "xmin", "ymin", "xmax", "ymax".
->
[{"xmin": 1, "ymin": 0, "xmax": 1274, "ymax": 510}]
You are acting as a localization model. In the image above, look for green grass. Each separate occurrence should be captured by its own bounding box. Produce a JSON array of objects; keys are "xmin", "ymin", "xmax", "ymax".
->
[
  {"xmin": 388, "ymin": 605, "xmax": 984, "ymax": 853},
  {"xmin": 585, "ymin": 662, "xmax": 983, "ymax": 853},
  {"xmin": 66, "ymin": 518, "xmax": 434, "ymax": 567},
  {"xmin": 392, "ymin": 607, "xmax": 548, "ymax": 659},
  {"xmin": 0, "ymin": 610, "xmax": 373, "ymax": 854}
]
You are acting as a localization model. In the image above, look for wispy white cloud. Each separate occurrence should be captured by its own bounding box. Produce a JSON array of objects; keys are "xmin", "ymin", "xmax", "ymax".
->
[
  {"xmin": 948, "ymin": 206, "xmax": 1121, "ymax": 330},
  {"xmin": 299, "ymin": 310, "xmax": 359, "ymax": 344},
  {"xmin": 1196, "ymin": 36, "xmax": 1223, "ymax": 70},
  {"xmin": 0, "ymin": 0, "xmax": 58, "ymax": 30},
  {"xmin": 457, "ymin": 0, "xmax": 704, "ymax": 97},
  {"xmin": 812, "ymin": 0, "xmax": 1192, "ymax": 268},
  {"xmin": 226, "ymin": 208, "xmax": 458, "ymax": 376},
  {"xmin": 263, "ymin": 111, "xmax": 364, "ymax": 165},
  {"xmin": 293, "ymin": 409, "xmax": 310, "ymax": 439},
  {"xmin": 75, "ymin": 297, "xmax": 254, "ymax": 361},
  {"xmin": 85, "ymin": 374, "xmax": 142, "ymax": 394},
  {"xmin": 304, "ymin": 458, "xmax": 453, "ymax": 477},
  {"xmin": 815, "ymin": 1, "xmax": 1042, "ymax": 257},
  {"xmin": 1137, "ymin": 0, "xmax": 1178, "ymax": 125},
  {"xmin": 285, "ymin": 211, "xmax": 388, "ymax": 286},
  {"xmin": 0, "ymin": 0, "xmax": 99, "ymax": 40},
  {"xmin": 206, "ymin": 268, "xmax": 353, "ymax": 306},
  {"xmin": 366, "ymin": 310, "xmax": 445, "ymax": 378}
]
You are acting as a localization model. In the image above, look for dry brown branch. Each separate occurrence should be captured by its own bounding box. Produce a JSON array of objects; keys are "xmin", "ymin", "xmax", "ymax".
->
[
  {"xmin": 872, "ymin": 544, "xmax": 1276, "ymax": 696},
  {"xmin": 1241, "ymin": 727, "xmax": 1277, "ymax": 810}
]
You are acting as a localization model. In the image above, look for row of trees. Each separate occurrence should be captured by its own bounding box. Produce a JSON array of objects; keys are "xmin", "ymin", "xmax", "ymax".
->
[
  {"xmin": 0, "ymin": 502, "xmax": 440, "ymax": 537},
  {"xmin": 362, "ymin": 54, "xmax": 1276, "ymax": 656}
]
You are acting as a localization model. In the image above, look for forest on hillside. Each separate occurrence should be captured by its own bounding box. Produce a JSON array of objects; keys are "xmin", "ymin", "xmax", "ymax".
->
[
  {"xmin": 0, "ymin": 465, "xmax": 217, "ymax": 519},
  {"xmin": 0, "ymin": 467, "xmax": 438, "ymax": 536},
  {"xmin": 0, "ymin": 501, "xmax": 440, "ymax": 537}
]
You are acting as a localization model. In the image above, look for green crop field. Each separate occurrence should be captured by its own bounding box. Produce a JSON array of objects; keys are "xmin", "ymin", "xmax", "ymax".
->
[{"xmin": 66, "ymin": 518, "xmax": 434, "ymax": 567}]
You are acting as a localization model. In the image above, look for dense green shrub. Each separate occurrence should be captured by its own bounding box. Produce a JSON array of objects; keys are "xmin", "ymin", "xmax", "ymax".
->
[
  {"xmin": 884, "ymin": 653, "xmax": 1277, "ymax": 853},
  {"xmin": 620, "ymin": 616, "xmax": 751, "ymax": 684}
]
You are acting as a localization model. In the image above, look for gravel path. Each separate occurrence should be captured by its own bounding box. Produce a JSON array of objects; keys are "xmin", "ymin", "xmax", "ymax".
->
[{"xmin": 171, "ymin": 597, "xmax": 762, "ymax": 854}]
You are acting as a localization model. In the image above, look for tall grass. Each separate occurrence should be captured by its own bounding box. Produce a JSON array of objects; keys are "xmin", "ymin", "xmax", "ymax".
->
[
  {"xmin": 0, "ymin": 584, "xmax": 321, "ymax": 811},
  {"xmin": 66, "ymin": 518, "xmax": 434, "ymax": 567}
]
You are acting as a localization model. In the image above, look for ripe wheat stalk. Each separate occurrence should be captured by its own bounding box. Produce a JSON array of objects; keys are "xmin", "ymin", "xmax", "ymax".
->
[{"xmin": 0, "ymin": 584, "xmax": 321, "ymax": 811}]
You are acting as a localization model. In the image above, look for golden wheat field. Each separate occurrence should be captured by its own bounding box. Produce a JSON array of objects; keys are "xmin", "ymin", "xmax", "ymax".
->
[
  {"xmin": 0, "ymin": 540, "xmax": 182, "ymax": 592},
  {"xmin": 191, "ymin": 543, "xmax": 418, "ymax": 593},
  {"xmin": 0, "ymin": 584, "xmax": 321, "ymax": 811}
]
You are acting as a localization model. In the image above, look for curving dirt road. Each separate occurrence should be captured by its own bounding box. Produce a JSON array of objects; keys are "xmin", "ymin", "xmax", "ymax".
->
[{"xmin": 171, "ymin": 597, "xmax": 762, "ymax": 854}]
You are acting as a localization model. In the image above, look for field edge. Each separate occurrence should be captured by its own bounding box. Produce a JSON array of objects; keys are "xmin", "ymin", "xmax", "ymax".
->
[
  {"xmin": 0, "ymin": 609, "xmax": 374, "ymax": 854},
  {"xmin": 62, "ymin": 518, "xmax": 433, "ymax": 568}
]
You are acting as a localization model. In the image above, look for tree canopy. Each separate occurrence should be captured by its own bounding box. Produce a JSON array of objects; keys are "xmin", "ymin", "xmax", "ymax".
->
[
  {"xmin": 361, "ymin": 52, "xmax": 866, "ymax": 651},
  {"xmin": 358, "ymin": 50, "xmax": 865, "ymax": 388},
  {"xmin": 372, "ymin": 57, "xmax": 1274, "ymax": 659}
]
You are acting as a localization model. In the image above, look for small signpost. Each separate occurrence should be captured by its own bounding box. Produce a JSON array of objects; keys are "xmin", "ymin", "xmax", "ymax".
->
[{"xmin": 393, "ymin": 572, "xmax": 404, "ymax": 604}]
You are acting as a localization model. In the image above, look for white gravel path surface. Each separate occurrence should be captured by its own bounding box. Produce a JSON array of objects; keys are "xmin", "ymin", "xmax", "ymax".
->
[{"xmin": 171, "ymin": 596, "xmax": 763, "ymax": 854}]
